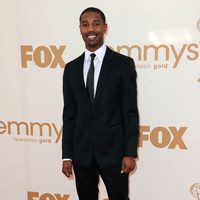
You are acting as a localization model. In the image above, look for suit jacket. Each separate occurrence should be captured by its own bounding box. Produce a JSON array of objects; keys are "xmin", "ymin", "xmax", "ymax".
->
[{"xmin": 62, "ymin": 47, "xmax": 139, "ymax": 168}]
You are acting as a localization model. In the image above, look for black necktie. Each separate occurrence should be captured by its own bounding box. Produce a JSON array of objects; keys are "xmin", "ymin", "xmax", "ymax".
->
[{"xmin": 86, "ymin": 53, "xmax": 96, "ymax": 106}]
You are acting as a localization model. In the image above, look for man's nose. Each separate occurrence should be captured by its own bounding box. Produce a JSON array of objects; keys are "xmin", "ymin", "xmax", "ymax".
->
[{"xmin": 88, "ymin": 24, "xmax": 95, "ymax": 32}]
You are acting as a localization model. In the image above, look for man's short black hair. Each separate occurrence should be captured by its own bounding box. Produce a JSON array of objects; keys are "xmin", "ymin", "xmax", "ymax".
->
[{"xmin": 79, "ymin": 7, "xmax": 106, "ymax": 24}]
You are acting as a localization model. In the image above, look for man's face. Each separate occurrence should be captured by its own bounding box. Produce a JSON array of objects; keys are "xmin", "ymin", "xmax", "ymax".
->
[{"xmin": 80, "ymin": 12, "xmax": 107, "ymax": 52}]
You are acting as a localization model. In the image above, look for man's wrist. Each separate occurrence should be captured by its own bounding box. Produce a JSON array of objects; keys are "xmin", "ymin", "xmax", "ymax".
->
[
  {"xmin": 63, "ymin": 158, "xmax": 72, "ymax": 161},
  {"xmin": 125, "ymin": 156, "xmax": 137, "ymax": 160}
]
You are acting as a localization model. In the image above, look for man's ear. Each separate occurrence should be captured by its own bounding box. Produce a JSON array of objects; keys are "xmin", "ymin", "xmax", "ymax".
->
[{"xmin": 104, "ymin": 23, "xmax": 108, "ymax": 33}]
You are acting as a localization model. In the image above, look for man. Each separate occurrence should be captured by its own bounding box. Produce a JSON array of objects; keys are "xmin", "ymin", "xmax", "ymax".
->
[{"xmin": 62, "ymin": 7, "xmax": 139, "ymax": 200}]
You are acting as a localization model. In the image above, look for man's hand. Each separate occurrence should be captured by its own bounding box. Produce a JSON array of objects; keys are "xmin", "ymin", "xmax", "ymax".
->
[
  {"xmin": 121, "ymin": 157, "xmax": 136, "ymax": 174},
  {"xmin": 62, "ymin": 160, "xmax": 73, "ymax": 178}
]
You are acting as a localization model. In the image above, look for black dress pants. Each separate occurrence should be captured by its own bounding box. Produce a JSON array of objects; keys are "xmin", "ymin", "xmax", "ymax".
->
[{"xmin": 73, "ymin": 157, "xmax": 130, "ymax": 200}]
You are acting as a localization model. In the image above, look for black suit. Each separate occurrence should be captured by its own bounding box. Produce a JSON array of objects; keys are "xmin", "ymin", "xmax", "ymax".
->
[{"xmin": 62, "ymin": 47, "xmax": 139, "ymax": 200}]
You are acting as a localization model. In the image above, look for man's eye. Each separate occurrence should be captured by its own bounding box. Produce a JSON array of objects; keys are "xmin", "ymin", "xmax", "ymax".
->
[{"xmin": 81, "ymin": 23, "xmax": 88, "ymax": 27}]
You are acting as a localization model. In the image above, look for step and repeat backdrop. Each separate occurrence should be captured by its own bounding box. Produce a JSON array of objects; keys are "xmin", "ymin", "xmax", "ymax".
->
[{"xmin": 0, "ymin": 0, "xmax": 200, "ymax": 199}]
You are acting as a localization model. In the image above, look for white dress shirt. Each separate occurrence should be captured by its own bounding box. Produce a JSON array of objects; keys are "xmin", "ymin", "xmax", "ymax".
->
[
  {"xmin": 83, "ymin": 44, "xmax": 107, "ymax": 95},
  {"xmin": 63, "ymin": 44, "xmax": 107, "ymax": 161}
]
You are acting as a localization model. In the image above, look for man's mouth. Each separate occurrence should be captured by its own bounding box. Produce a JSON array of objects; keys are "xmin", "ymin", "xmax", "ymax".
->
[{"xmin": 87, "ymin": 35, "xmax": 97, "ymax": 40}]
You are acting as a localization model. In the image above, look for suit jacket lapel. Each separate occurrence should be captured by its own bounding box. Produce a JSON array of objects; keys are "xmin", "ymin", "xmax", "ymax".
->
[
  {"xmin": 76, "ymin": 53, "xmax": 92, "ymax": 109},
  {"xmin": 93, "ymin": 47, "xmax": 113, "ymax": 109}
]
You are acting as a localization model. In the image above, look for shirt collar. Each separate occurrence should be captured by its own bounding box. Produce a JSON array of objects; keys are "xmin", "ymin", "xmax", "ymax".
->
[{"xmin": 84, "ymin": 44, "xmax": 107, "ymax": 62}]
